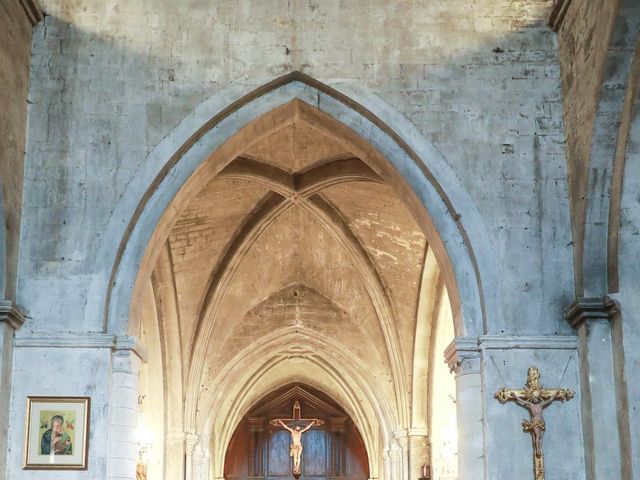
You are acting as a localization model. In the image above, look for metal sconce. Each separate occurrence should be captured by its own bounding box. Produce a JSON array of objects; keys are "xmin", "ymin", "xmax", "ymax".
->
[{"xmin": 419, "ymin": 465, "xmax": 431, "ymax": 480}]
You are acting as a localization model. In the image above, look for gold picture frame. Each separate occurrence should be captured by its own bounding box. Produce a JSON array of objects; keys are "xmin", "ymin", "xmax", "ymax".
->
[{"xmin": 23, "ymin": 396, "xmax": 90, "ymax": 470}]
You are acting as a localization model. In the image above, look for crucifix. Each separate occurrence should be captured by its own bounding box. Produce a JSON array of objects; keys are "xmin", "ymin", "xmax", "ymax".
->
[
  {"xmin": 270, "ymin": 401, "xmax": 324, "ymax": 478},
  {"xmin": 495, "ymin": 366, "xmax": 574, "ymax": 480}
]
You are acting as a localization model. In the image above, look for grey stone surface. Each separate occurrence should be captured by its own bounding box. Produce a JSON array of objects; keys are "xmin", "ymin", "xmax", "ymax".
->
[
  {"xmin": 0, "ymin": 0, "xmax": 639, "ymax": 479},
  {"xmin": 482, "ymin": 342, "xmax": 583, "ymax": 480},
  {"xmin": 617, "ymin": 76, "xmax": 640, "ymax": 477},
  {"xmin": 0, "ymin": 0, "xmax": 40, "ymax": 301},
  {"xmin": 19, "ymin": 0, "xmax": 574, "ymax": 336}
]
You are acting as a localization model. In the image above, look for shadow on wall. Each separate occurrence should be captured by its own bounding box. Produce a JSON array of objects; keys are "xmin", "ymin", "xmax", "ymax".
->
[
  {"xmin": 20, "ymin": 3, "xmax": 575, "ymax": 337},
  {"xmin": 0, "ymin": 182, "xmax": 6, "ymax": 299},
  {"xmin": 13, "ymin": 3, "xmax": 579, "ymax": 480}
]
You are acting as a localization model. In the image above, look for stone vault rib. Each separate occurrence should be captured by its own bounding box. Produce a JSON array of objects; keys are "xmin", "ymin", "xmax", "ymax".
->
[{"xmin": 184, "ymin": 158, "xmax": 409, "ymax": 429}]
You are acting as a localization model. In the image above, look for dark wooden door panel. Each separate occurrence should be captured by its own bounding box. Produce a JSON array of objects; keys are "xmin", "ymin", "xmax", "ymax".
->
[
  {"xmin": 302, "ymin": 430, "xmax": 327, "ymax": 476},
  {"xmin": 268, "ymin": 431, "xmax": 291, "ymax": 476},
  {"xmin": 224, "ymin": 384, "xmax": 369, "ymax": 480}
]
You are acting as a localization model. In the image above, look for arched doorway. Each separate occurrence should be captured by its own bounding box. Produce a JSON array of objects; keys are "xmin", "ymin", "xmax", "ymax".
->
[
  {"xmin": 224, "ymin": 383, "xmax": 369, "ymax": 480},
  {"xmin": 108, "ymin": 73, "xmax": 492, "ymax": 480}
]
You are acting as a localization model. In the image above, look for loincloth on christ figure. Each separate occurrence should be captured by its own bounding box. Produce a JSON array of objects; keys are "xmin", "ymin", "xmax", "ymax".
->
[{"xmin": 290, "ymin": 444, "xmax": 302, "ymax": 458}]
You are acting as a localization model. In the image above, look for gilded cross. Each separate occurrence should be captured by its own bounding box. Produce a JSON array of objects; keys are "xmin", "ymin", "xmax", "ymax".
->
[
  {"xmin": 495, "ymin": 366, "xmax": 574, "ymax": 480},
  {"xmin": 270, "ymin": 401, "xmax": 324, "ymax": 478}
]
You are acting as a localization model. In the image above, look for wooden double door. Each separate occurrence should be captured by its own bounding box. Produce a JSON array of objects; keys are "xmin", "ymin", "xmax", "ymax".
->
[{"xmin": 224, "ymin": 384, "xmax": 369, "ymax": 480}]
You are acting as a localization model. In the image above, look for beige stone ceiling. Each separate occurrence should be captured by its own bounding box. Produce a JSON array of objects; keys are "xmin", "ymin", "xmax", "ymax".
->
[{"xmin": 158, "ymin": 118, "xmax": 434, "ymax": 421}]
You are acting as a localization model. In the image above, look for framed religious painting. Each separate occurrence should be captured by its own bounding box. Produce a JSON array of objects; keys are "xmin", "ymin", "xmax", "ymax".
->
[{"xmin": 23, "ymin": 396, "xmax": 90, "ymax": 470}]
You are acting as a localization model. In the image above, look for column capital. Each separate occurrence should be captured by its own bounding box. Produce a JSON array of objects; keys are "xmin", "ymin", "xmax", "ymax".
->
[
  {"xmin": 185, "ymin": 432, "xmax": 200, "ymax": 453},
  {"xmin": 444, "ymin": 336, "xmax": 480, "ymax": 376},
  {"xmin": 0, "ymin": 301, "xmax": 25, "ymax": 330},
  {"xmin": 564, "ymin": 296, "xmax": 619, "ymax": 329},
  {"xmin": 406, "ymin": 427, "xmax": 429, "ymax": 437},
  {"xmin": 114, "ymin": 335, "xmax": 148, "ymax": 362},
  {"xmin": 393, "ymin": 429, "xmax": 408, "ymax": 442}
]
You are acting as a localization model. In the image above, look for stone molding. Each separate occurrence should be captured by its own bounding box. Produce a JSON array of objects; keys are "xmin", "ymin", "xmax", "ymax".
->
[
  {"xmin": 166, "ymin": 431, "xmax": 187, "ymax": 442},
  {"xmin": 185, "ymin": 433, "xmax": 200, "ymax": 455},
  {"xmin": 14, "ymin": 332, "xmax": 115, "ymax": 348},
  {"xmin": 393, "ymin": 428, "xmax": 429, "ymax": 440},
  {"xmin": 0, "ymin": 301, "xmax": 25, "ymax": 330},
  {"xmin": 445, "ymin": 334, "xmax": 579, "ymax": 374},
  {"xmin": 548, "ymin": 0, "xmax": 573, "ymax": 32},
  {"xmin": 563, "ymin": 296, "xmax": 619, "ymax": 329},
  {"xmin": 114, "ymin": 334, "xmax": 148, "ymax": 362},
  {"xmin": 478, "ymin": 334, "xmax": 578, "ymax": 350},
  {"xmin": 406, "ymin": 428, "xmax": 429, "ymax": 437},
  {"xmin": 18, "ymin": 0, "xmax": 44, "ymax": 26},
  {"xmin": 13, "ymin": 331, "xmax": 148, "ymax": 361},
  {"xmin": 444, "ymin": 337, "xmax": 480, "ymax": 376}
]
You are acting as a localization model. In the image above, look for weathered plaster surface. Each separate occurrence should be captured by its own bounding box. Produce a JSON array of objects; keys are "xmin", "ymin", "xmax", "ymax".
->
[
  {"xmin": 9, "ymin": 0, "xmax": 634, "ymax": 479},
  {"xmin": 617, "ymin": 79, "xmax": 640, "ymax": 477},
  {"xmin": 0, "ymin": 0, "xmax": 40, "ymax": 300},
  {"xmin": 557, "ymin": 0, "xmax": 614, "ymax": 294},
  {"xmin": 19, "ymin": 0, "xmax": 574, "ymax": 336},
  {"xmin": 482, "ymin": 340, "xmax": 583, "ymax": 480},
  {"xmin": 5, "ymin": 346, "xmax": 112, "ymax": 479}
]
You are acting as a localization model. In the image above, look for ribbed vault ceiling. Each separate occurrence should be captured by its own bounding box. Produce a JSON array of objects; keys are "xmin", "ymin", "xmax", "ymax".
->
[{"xmin": 157, "ymin": 117, "xmax": 436, "ymax": 436}]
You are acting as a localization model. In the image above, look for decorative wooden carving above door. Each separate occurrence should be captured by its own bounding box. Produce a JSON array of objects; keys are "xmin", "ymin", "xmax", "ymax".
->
[{"xmin": 224, "ymin": 383, "xmax": 369, "ymax": 480}]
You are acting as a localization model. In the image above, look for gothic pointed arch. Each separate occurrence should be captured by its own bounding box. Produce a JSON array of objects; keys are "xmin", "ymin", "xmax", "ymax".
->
[
  {"xmin": 95, "ymin": 72, "xmax": 499, "ymax": 339},
  {"xmin": 107, "ymin": 72, "xmax": 495, "ymax": 480}
]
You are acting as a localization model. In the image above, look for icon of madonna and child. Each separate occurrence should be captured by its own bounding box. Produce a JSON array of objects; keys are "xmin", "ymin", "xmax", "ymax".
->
[{"xmin": 39, "ymin": 412, "xmax": 74, "ymax": 456}]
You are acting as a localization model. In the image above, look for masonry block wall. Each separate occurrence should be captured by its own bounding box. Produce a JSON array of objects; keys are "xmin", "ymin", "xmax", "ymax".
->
[
  {"xmin": 8, "ymin": 0, "xmax": 631, "ymax": 478},
  {"xmin": 556, "ymin": 0, "xmax": 640, "ymax": 477},
  {"xmin": 0, "ymin": 0, "xmax": 41, "ymax": 300},
  {"xmin": 20, "ymin": 0, "xmax": 574, "ymax": 334}
]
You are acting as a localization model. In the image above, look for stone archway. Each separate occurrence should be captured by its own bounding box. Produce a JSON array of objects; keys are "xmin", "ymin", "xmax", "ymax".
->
[
  {"xmin": 95, "ymin": 72, "xmax": 500, "ymax": 339},
  {"xmin": 104, "ymin": 73, "xmax": 496, "ymax": 480}
]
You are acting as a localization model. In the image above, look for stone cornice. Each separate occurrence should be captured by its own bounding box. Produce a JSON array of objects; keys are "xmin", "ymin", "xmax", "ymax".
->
[
  {"xmin": 564, "ymin": 296, "xmax": 619, "ymax": 329},
  {"xmin": 443, "ymin": 336, "xmax": 478, "ymax": 364},
  {"xmin": 478, "ymin": 335, "xmax": 578, "ymax": 350},
  {"xmin": 0, "ymin": 301, "xmax": 25, "ymax": 330},
  {"xmin": 406, "ymin": 427, "xmax": 429, "ymax": 437},
  {"xmin": 444, "ymin": 337, "xmax": 480, "ymax": 376},
  {"xmin": 18, "ymin": 0, "xmax": 44, "ymax": 26},
  {"xmin": 114, "ymin": 334, "xmax": 148, "ymax": 362},
  {"xmin": 444, "ymin": 334, "xmax": 579, "ymax": 375},
  {"xmin": 548, "ymin": 0, "xmax": 573, "ymax": 32},
  {"xmin": 14, "ymin": 332, "xmax": 114, "ymax": 348},
  {"xmin": 394, "ymin": 427, "xmax": 429, "ymax": 439},
  {"xmin": 13, "ymin": 331, "xmax": 148, "ymax": 361}
]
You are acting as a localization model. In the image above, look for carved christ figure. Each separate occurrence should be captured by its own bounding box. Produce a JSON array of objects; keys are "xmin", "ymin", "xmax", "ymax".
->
[
  {"xmin": 277, "ymin": 419, "xmax": 316, "ymax": 473},
  {"xmin": 495, "ymin": 366, "xmax": 574, "ymax": 480}
]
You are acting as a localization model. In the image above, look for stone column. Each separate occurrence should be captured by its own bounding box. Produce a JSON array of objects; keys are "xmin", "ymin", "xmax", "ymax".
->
[
  {"xmin": 383, "ymin": 443, "xmax": 403, "ymax": 480},
  {"xmin": 0, "ymin": 302, "xmax": 24, "ymax": 478},
  {"xmin": 165, "ymin": 431, "xmax": 186, "ymax": 479},
  {"xmin": 444, "ymin": 337, "xmax": 485, "ymax": 480},
  {"xmin": 202, "ymin": 449, "xmax": 211, "ymax": 480},
  {"xmin": 191, "ymin": 444, "xmax": 210, "ymax": 480},
  {"xmin": 565, "ymin": 297, "xmax": 623, "ymax": 480},
  {"xmin": 393, "ymin": 431, "xmax": 410, "ymax": 480},
  {"xmin": 185, "ymin": 433, "xmax": 200, "ymax": 480},
  {"xmin": 406, "ymin": 428, "xmax": 429, "ymax": 480},
  {"xmin": 108, "ymin": 336, "xmax": 147, "ymax": 480}
]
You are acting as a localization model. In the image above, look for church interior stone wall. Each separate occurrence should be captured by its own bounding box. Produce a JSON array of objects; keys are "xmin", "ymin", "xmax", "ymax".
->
[
  {"xmin": 0, "ymin": 0, "xmax": 41, "ymax": 301},
  {"xmin": 0, "ymin": 0, "xmax": 639, "ymax": 479},
  {"xmin": 18, "ymin": 0, "xmax": 574, "ymax": 335}
]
